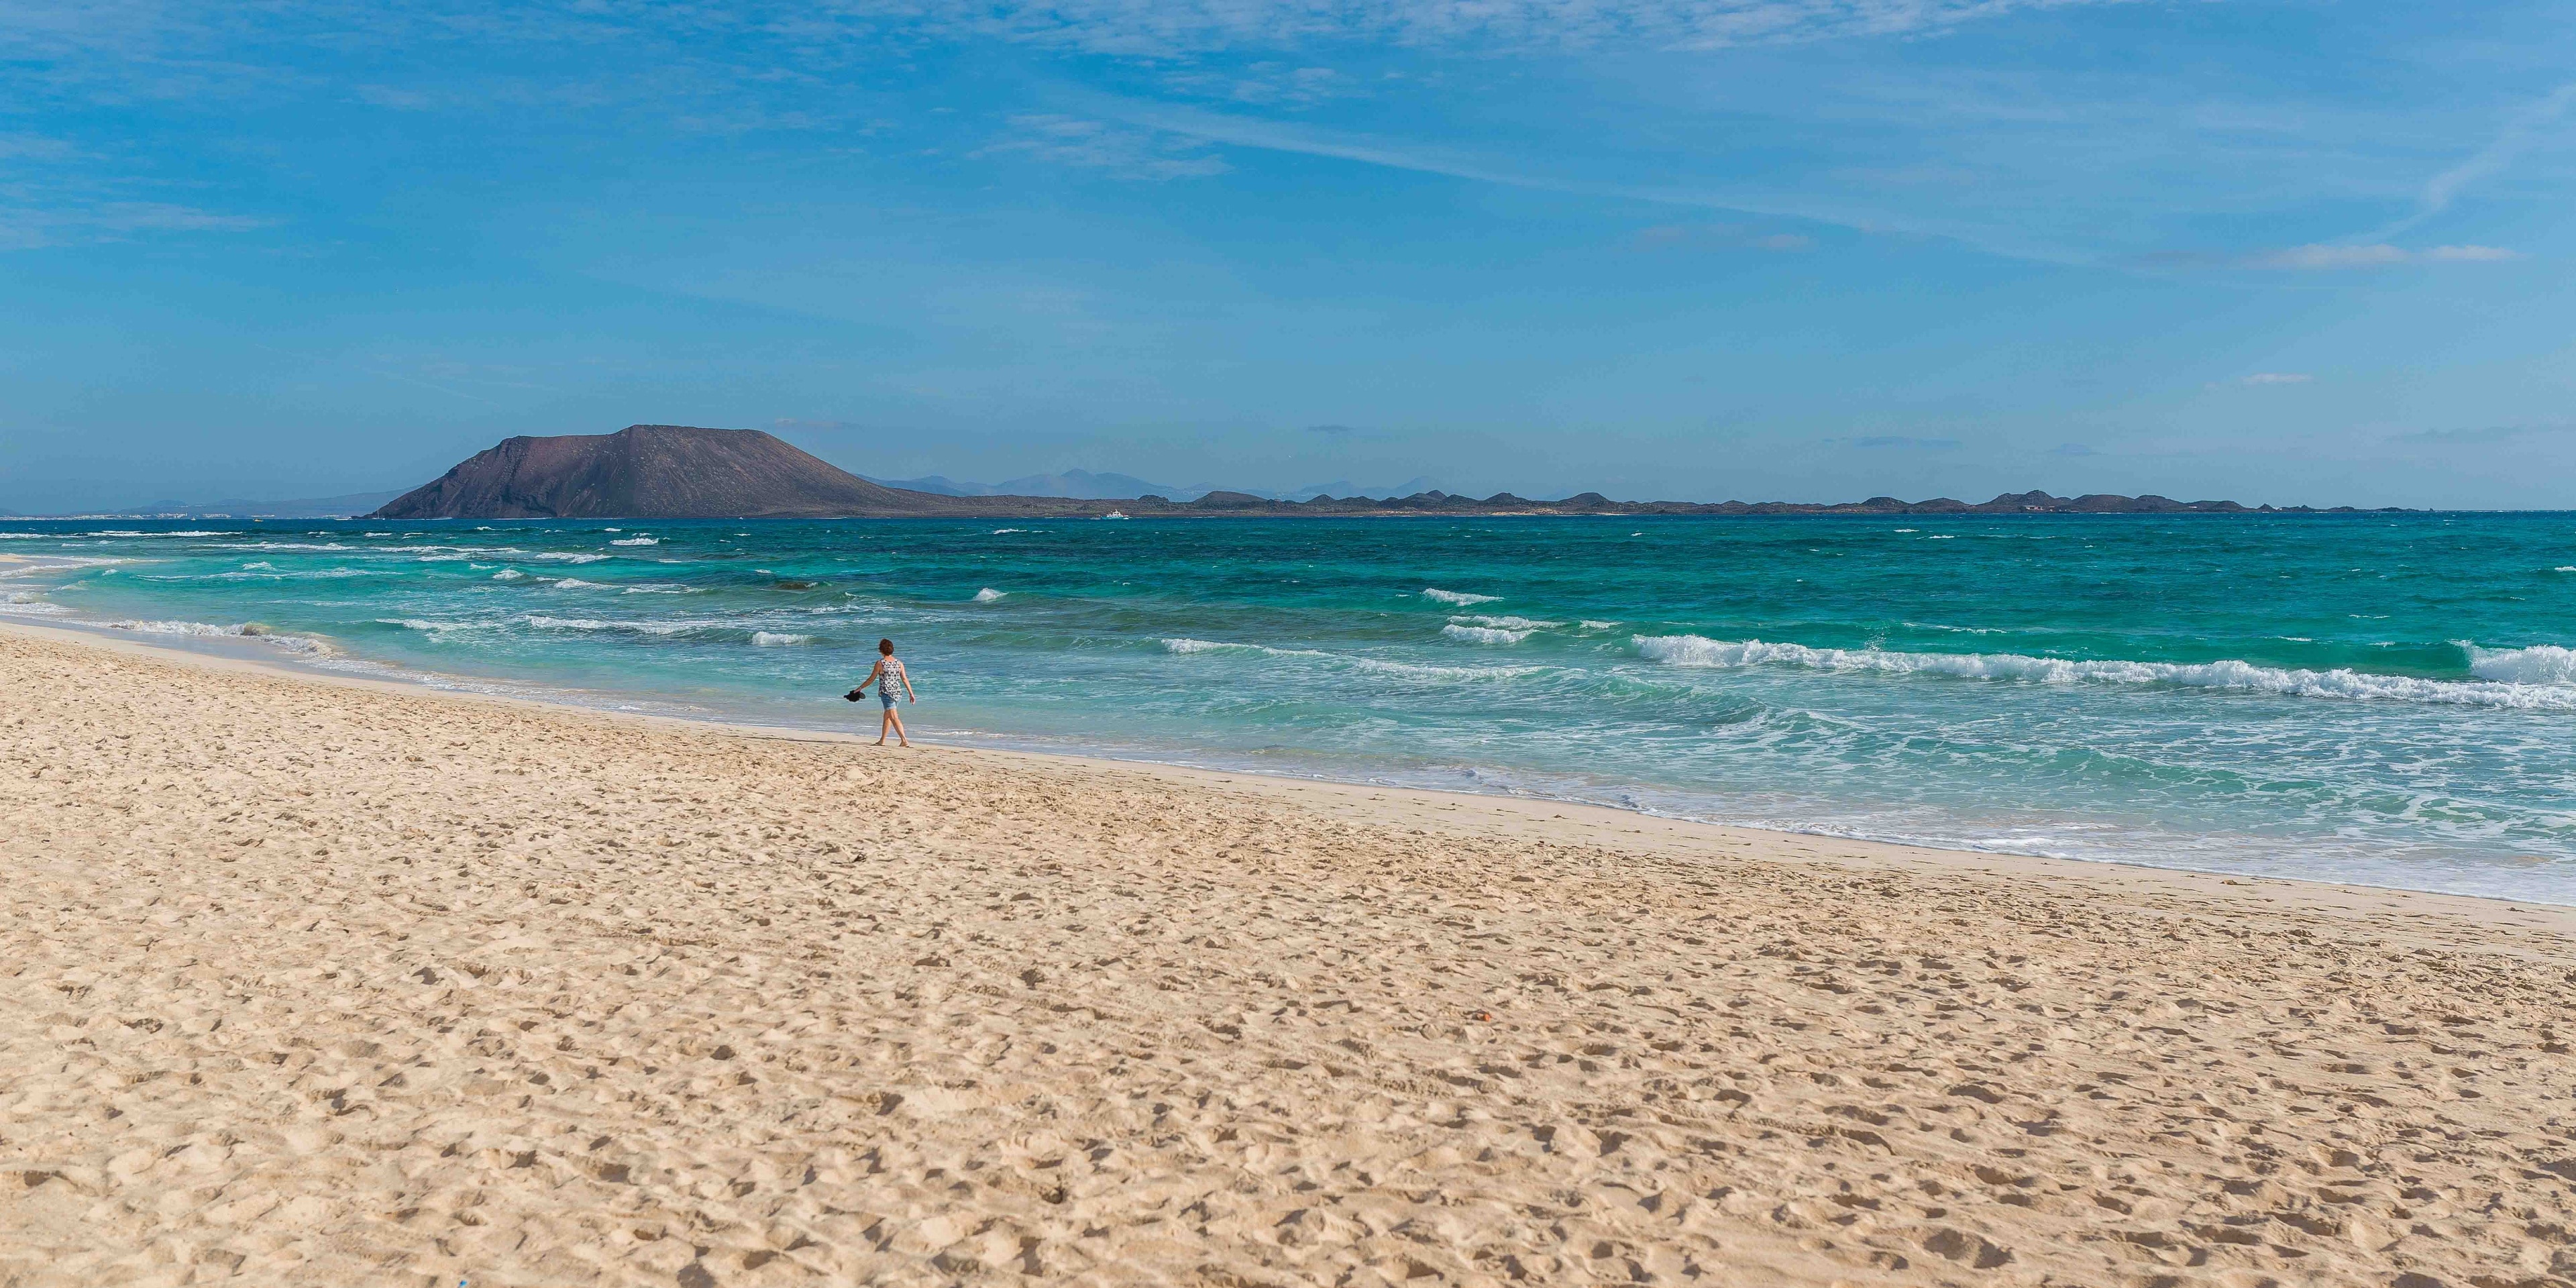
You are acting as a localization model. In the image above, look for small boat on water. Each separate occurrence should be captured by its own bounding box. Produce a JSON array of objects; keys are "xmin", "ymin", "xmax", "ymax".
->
[{"xmin": 1099, "ymin": 510, "xmax": 1129, "ymax": 520}]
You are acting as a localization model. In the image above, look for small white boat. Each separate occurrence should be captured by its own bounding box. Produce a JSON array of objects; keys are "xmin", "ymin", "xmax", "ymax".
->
[{"xmin": 1099, "ymin": 510, "xmax": 1130, "ymax": 520}]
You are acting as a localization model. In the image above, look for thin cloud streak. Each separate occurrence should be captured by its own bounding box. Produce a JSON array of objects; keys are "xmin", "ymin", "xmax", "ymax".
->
[
  {"xmin": 1108, "ymin": 101, "xmax": 2096, "ymax": 264},
  {"xmin": 2375, "ymin": 82, "xmax": 2576, "ymax": 240},
  {"xmin": 2247, "ymin": 244, "xmax": 2520, "ymax": 270}
]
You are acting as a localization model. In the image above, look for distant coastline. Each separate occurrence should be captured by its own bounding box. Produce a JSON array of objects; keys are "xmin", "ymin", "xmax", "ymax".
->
[
  {"xmin": 7, "ymin": 423, "xmax": 2422, "ymax": 520},
  {"xmin": 349, "ymin": 424, "xmax": 2410, "ymax": 521}
]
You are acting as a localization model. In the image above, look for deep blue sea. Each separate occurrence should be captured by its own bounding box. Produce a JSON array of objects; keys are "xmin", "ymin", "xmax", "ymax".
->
[{"xmin": 6, "ymin": 515, "xmax": 2572, "ymax": 900}]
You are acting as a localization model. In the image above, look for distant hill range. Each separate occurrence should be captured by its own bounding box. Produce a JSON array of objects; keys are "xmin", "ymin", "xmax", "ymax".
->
[
  {"xmin": 370, "ymin": 424, "xmax": 2392, "ymax": 520},
  {"xmin": 109, "ymin": 490, "xmax": 406, "ymax": 519},
  {"xmin": 864, "ymin": 468, "xmax": 1442, "ymax": 504},
  {"xmin": 6, "ymin": 490, "xmax": 406, "ymax": 519}
]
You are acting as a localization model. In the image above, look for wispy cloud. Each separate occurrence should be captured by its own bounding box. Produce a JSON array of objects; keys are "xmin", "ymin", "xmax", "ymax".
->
[
  {"xmin": 2236, "ymin": 372, "xmax": 2312, "ymax": 386},
  {"xmin": 1830, "ymin": 435, "xmax": 1960, "ymax": 450},
  {"xmin": 868, "ymin": 0, "xmax": 2135, "ymax": 56},
  {"xmin": 3, "ymin": 0, "xmax": 2135, "ymax": 69},
  {"xmin": 2377, "ymin": 83, "xmax": 2576, "ymax": 239},
  {"xmin": 981, "ymin": 115, "xmax": 1228, "ymax": 180},
  {"xmin": 2387, "ymin": 423, "xmax": 2574, "ymax": 446},
  {"xmin": 1631, "ymin": 223, "xmax": 1813, "ymax": 252},
  {"xmin": 1102, "ymin": 102, "xmax": 2088, "ymax": 261},
  {"xmin": 0, "ymin": 197, "xmax": 268, "ymax": 250},
  {"xmin": 2192, "ymin": 244, "xmax": 2526, "ymax": 270}
]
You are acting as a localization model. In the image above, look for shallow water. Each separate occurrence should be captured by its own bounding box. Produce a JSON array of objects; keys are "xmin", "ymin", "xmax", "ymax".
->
[{"xmin": 6, "ymin": 513, "xmax": 2572, "ymax": 900}]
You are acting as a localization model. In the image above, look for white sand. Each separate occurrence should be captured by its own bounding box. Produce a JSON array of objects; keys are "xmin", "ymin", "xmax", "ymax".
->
[{"xmin": 3, "ymin": 621, "xmax": 2573, "ymax": 1287}]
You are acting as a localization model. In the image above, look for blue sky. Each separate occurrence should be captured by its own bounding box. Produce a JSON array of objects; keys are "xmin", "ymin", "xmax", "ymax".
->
[{"xmin": 3, "ymin": 0, "xmax": 2572, "ymax": 511}]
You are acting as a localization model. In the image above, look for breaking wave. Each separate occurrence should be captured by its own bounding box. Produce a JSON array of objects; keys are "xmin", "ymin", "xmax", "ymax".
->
[
  {"xmin": 2465, "ymin": 643, "xmax": 2576, "ymax": 686},
  {"xmin": 1162, "ymin": 637, "xmax": 1260, "ymax": 655},
  {"xmin": 0, "ymin": 591, "xmax": 67, "ymax": 614},
  {"xmin": 105, "ymin": 619, "xmax": 330, "ymax": 655},
  {"xmin": 525, "ymin": 615, "xmax": 722, "ymax": 637},
  {"xmin": 1444, "ymin": 623, "xmax": 1532, "ymax": 645},
  {"xmin": 973, "ymin": 588, "xmax": 1007, "ymax": 602},
  {"xmin": 1634, "ymin": 635, "xmax": 2576, "ymax": 710},
  {"xmin": 1422, "ymin": 588, "xmax": 1500, "ymax": 606}
]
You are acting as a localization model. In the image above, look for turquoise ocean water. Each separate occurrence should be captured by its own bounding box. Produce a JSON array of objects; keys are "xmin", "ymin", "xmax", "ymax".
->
[{"xmin": 5, "ymin": 515, "xmax": 2572, "ymax": 900}]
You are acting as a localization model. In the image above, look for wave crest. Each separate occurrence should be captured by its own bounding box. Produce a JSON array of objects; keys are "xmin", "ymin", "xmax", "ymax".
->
[
  {"xmin": 1163, "ymin": 637, "xmax": 1259, "ymax": 654},
  {"xmin": 107, "ymin": 619, "xmax": 330, "ymax": 655},
  {"xmin": 2465, "ymin": 643, "xmax": 2576, "ymax": 686},
  {"xmin": 1444, "ymin": 623, "xmax": 1532, "ymax": 645},
  {"xmin": 1634, "ymin": 635, "xmax": 2576, "ymax": 710},
  {"xmin": 1422, "ymin": 588, "xmax": 1499, "ymax": 606}
]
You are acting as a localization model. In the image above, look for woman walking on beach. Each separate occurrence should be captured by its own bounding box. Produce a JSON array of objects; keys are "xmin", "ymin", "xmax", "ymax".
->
[{"xmin": 851, "ymin": 638, "xmax": 917, "ymax": 747}]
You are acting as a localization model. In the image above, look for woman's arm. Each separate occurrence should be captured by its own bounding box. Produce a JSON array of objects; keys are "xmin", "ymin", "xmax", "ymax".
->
[{"xmin": 901, "ymin": 663, "xmax": 918, "ymax": 701}]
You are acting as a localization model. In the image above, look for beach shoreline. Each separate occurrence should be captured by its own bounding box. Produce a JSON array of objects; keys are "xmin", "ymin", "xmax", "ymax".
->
[
  {"xmin": 5, "ymin": 616, "xmax": 2566, "ymax": 932},
  {"xmin": 5, "ymin": 620, "xmax": 2575, "ymax": 1286}
]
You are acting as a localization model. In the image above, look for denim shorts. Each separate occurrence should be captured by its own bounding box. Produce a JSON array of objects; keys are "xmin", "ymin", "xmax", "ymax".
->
[{"xmin": 879, "ymin": 689, "xmax": 898, "ymax": 710}]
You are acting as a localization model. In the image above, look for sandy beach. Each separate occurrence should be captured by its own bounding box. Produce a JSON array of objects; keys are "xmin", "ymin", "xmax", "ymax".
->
[{"xmin": 4, "ymin": 620, "xmax": 2573, "ymax": 1288}]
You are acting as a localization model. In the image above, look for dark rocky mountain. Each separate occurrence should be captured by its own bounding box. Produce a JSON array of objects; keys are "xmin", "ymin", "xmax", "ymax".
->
[
  {"xmin": 373, "ymin": 425, "xmax": 1026, "ymax": 519},
  {"xmin": 371, "ymin": 425, "xmax": 2389, "ymax": 520}
]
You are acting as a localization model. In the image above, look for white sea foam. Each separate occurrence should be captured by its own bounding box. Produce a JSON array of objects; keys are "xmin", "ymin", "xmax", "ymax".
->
[
  {"xmin": 1578, "ymin": 620, "xmax": 1621, "ymax": 630},
  {"xmin": 1348, "ymin": 656, "xmax": 1547, "ymax": 681},
  {"xmin": 0, "ymin": 592, "xmax": 67, "ymax": 615},
  {"xmin": 621, "ymin": 584, "xmax": 694, "ymax": 594},
  {"xmin": 1163, "ymin": 637, "xmax": 1259, "ymax": 654},
  {"xmin": 2465, "ymin": 643, "xmax": 2576, "ymax": 686},
  {"xmin": 533, "ymin": 551, "xmax": 612, "ymax": 563},
  {"xmin": 107, "ymin": 619, "xmax": 329, "ymax": 655},
  {"xmin": 1635, "ymin": 635, "xmax": 2576, "ymax": 710},
  {"xmin": 0, "ymin": 533, "xmax": 51, "ymax": 539},
  {"xmin": 609, "ymin": 536, "xmax": 659, "ymax": 546},
  {"xmin": 1454, "ymin": 614, "xmax": 1558, "ymax": 630},
  {"xmin": 551, "ymin": 578, "xmax": 610, "ymax": 590},
  {"xmin": 377, "ymin": 617, "xmax": 499, "ymax": 634},
  {"xmin": 1163, "ymin": 635, "xmax": 1538, "ymax": 681},
  {"xmin": 525, "ymin": 615, "xmax": 729, "ymax": 637},
  {"xmin": 993, "ymin": 528, "xmax": 1028, "ymax": 534},
  {"xmin": 2558, "ymin": 566, "xmax": 2576, "ymax": 573},
  {"xmin": 491, "ymin": 568, "xmax": 525, "ymax": 581},
  {"xmin": 0, "ymin": 555, "xmax": 124, "ymax": 576},
  {"xmin": 751, "ymin": 631, "xmax": 814, "ymax": 646},
  {"xmin": 1444, "ymin": 623, "xmax": 1533, "ymax": 645},
  {"xmin": 243, "ymin": 561, "xmax": 274, "ymax": 570},
  {"xmin": 178, "ymin": 566, "xmax": 381, "ymax": 582},
  {"xmin": 973, "ymin": 587, "xmax": 1007, "ymax": 602},
  {"xmin": 1422, "ymin": 588, "xmax": 1500, "ymax": 606}
]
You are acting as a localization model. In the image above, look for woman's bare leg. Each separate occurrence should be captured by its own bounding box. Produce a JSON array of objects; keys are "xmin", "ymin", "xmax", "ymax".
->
[
  {"xmin": 886, "ymin": 706, "xmax": 910, "ymax": 747},
  {"xmin": 876, "ymin": 708, "xmax": 892, "ymax": 745}
]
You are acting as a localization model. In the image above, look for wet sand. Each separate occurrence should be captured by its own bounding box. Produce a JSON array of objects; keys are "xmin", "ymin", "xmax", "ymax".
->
[{"xmin": 3, "ymin": 620, "xmax": 2573, "ymax": 1287}]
